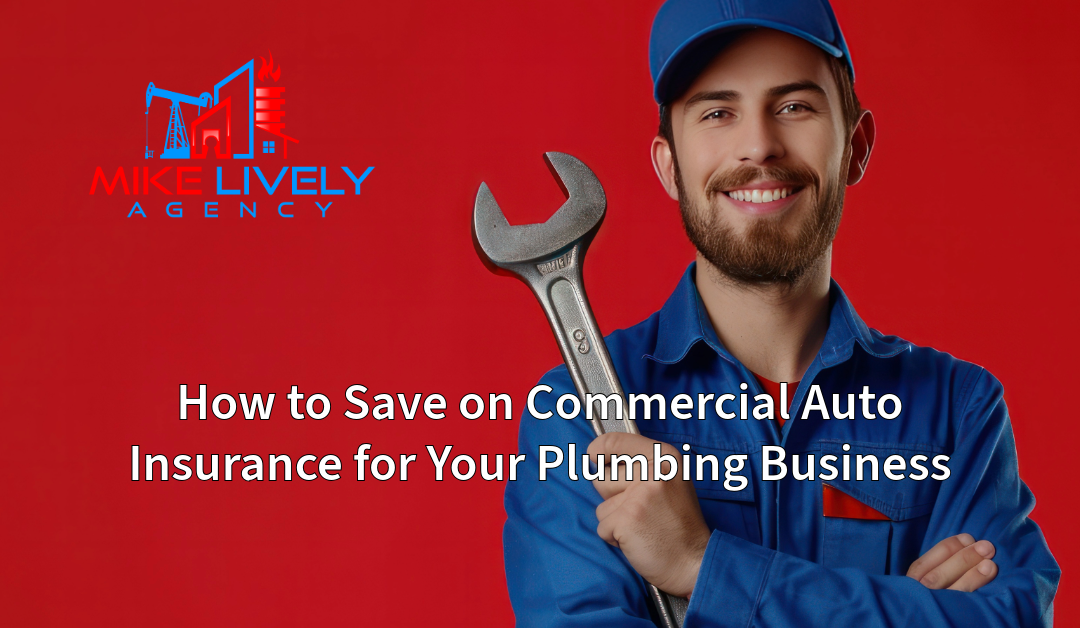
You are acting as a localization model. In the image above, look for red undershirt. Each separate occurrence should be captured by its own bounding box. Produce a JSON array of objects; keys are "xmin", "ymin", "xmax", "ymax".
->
[
  {"xmin": 753, "ymin": 373, "xmax": 890, "ymax": 520},
  {"xmin": 752, "ymin": 373, "xmax": 797, "ymax": 432}
]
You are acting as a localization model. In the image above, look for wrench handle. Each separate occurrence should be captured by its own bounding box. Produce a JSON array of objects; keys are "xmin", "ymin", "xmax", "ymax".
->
[{"xmin": 521, "ymin": 243, "xmax": 690, "ymax": 628}]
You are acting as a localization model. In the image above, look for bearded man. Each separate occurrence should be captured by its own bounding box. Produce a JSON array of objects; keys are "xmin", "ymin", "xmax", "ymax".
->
[{"xmin": 502, "ymin": 1, "xmax": 1059, "ymax": 626}]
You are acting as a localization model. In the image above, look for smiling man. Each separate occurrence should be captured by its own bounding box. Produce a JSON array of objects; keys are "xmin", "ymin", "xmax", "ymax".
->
[{"xmin": 502, "ymin": 1, "xmax": 1059, "ymax": 627}]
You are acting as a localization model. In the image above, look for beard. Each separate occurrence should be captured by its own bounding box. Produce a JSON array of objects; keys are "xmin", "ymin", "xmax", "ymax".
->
[{"xmin": 677, "ymin": 156, "xmax": 848, "ymax": 286}]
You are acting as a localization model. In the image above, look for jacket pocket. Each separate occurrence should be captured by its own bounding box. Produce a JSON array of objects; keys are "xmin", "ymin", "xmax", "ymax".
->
[
  {"xmin": 687, "ymin": 443, "xmax": 761, "ymax": 545},
  {"xmin": 818, "ymin": 441, "xmax": 947, "ymax": 574},
  {"xmin": 822, "ymin": 516, "xmax": 892, "ymax": 572}
]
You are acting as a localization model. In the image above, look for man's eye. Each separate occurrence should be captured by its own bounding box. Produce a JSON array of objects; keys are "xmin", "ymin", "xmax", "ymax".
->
[
  {"xmin": 703, "ymin": 110, "xmax": 731, "ymax": 120},
  {"xmin": 779, "ymin": 103, "xmax": 811, "ymax": 114}
]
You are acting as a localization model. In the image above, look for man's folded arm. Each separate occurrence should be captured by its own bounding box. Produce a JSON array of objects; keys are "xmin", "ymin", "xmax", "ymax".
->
[{"xmin": 684, "ymin": 369, "xmax": 1060, "ymax": 628}]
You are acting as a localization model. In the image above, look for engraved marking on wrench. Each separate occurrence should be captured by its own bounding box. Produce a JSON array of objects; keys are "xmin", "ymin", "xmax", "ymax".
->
[
  {"xmin": 573, "ymin": 328, "xmax": 590, "ymax": 354},
  {"xmin": 537, "ymin": 251, "xmax": 572, "ymax": 275}
]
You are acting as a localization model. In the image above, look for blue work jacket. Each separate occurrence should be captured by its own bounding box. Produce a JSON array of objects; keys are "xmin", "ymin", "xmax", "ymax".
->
[{"xmin": 503, "ymin": 263, "xmax": 1059, "ymax": 627}]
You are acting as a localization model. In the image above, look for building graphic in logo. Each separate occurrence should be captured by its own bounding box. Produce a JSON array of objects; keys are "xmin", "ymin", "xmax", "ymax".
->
[{"xmin": 143, "ymin": 51, "xmax": 298, "ymax": 160}]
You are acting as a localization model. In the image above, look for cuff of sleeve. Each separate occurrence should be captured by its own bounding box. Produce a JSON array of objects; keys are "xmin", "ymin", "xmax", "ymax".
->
[{"xmin": 684, "ymin": 530, "xmax": 774, "ymax": 628}]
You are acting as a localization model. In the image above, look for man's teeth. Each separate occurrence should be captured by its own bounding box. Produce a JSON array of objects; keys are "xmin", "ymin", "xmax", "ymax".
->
[{"xmin": 726, "ymin": 188, "xmax": 792, "ymax": 203}]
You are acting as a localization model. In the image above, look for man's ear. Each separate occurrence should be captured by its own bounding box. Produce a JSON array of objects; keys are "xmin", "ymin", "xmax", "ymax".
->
[
  {"xmin": 846, "ymin": 109, "xmax": 876, "ymax": 186},
  {"xmin": 651, "ymin": 135, "xmax": 681, "ymax": 201}
]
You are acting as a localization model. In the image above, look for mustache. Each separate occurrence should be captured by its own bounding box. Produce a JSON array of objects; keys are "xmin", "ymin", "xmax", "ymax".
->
[{"xmin": 705, "ymin": 164, "xmax": 820, "ymax": 200}]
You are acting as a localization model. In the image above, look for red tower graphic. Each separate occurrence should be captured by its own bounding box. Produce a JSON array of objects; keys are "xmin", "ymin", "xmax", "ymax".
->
[{"xmin": 255, "ymin": 52, "xmax": 298, "ymax": 158}]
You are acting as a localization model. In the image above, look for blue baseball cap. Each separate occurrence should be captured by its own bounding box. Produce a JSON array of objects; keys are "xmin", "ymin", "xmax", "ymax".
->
[{"xmin": 649, "ymin": 0, "xmax": 854, "ymax": 104}]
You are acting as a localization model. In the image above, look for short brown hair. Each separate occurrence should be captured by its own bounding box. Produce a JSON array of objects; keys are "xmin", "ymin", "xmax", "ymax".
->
[{"xmin": 658, "ymin": 54, "xmax": 861, "ymax": 149}]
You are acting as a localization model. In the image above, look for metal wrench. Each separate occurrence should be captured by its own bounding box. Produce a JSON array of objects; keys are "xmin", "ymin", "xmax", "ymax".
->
[{"xmin": 472, "ymin": 152, "xmax": 689, "ymax": 628}]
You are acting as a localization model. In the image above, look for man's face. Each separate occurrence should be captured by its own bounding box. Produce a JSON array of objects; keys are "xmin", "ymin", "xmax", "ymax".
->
[{"xmin": 658, "ymin": 29, "xmax": 859, "ymax": 285}]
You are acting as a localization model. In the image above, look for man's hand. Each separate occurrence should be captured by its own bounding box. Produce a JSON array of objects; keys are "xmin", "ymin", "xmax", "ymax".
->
[
  {"xmin": 907, "ymin": 533, "xmax": 998, "ymax": 592},
  {"xmin": 589, "ymin": 432, "xmax": 710, "ymax": 598},
  {"xmin": 589, "ymin": 433, "xmax": 999, "ymax": 598}
]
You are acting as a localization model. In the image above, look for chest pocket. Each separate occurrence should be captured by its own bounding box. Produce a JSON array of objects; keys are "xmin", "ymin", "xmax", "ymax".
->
[
  {"xmin": 818, "ymin": 441, "xmax": 946, "ymax": 575},
  {"xmin": 688, "ymin": 444, "xmax": 760, "ymax": 545}
]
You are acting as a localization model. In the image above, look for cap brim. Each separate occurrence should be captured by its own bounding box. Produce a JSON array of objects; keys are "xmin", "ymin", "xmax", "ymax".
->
[{"xmin": 654, "ymin": 18, "xmax": 845, "ymax": 104}]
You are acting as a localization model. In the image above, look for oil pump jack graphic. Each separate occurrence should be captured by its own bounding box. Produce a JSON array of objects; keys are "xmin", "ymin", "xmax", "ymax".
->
[
  {"xmin": 143, "ymin": 53, "xmax": 296, "ymax": 160},
  {"xmin": 144, "ymin": 83, "xmax": 212, "ymax": 159}
]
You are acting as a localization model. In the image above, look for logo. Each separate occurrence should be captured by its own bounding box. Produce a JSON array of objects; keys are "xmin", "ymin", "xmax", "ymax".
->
[
  {"xmin": 91, "ymin": 51, "xmax": 373, "ymax": 219},
  {"xmin": 143, "ymin": 51, "xmax": 296, "ymax": 160}
]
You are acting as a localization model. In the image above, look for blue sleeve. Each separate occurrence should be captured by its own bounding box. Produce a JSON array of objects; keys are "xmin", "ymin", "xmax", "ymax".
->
[
  {"xmin": 503, "ymin": 368, "xmax": 658, "ymax": 627},
  {"xmin": 684, "ymin": 369, "xmax": 1060, "ymax": 628}
]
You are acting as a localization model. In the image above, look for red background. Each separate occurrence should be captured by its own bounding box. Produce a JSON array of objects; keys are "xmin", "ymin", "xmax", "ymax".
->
[{"xmin": 1, "ymin": 0, "xmax": 1075, "ymax": 624}]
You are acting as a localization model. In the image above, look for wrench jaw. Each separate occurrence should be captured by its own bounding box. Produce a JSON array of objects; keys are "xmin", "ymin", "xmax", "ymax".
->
[
  {"xmin": 472, "ymin": 151, "xmax": 608, "ymax": 304},
  {"xmin": 471, "ymin": 151, "xmax": 609, "ymax": 415},
  {"xmin": 541, "ymin": 151, "xmax": 606, "ymax": 220},
  {"xmin": 471, "ymin": 152, "xmax": 606, "ymax": 268},
  {"xmin": 470, "ymin": 183, "xmax": 518, "ymax": 280}
]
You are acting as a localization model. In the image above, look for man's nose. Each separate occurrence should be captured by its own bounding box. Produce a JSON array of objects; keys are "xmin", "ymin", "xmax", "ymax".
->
[{"xmin": 734, "ymin": 112, "xmax": 785, "ymax": 164}]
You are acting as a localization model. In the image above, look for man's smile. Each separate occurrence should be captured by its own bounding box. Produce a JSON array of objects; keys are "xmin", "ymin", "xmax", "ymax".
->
[{"xmin": 721, "ymin": 182, "xmax": 805, "ymax": 214}]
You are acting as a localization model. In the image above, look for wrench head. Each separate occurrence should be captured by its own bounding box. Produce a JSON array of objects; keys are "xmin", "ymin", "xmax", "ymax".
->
[{"xmin": 472, "ymin": 152, "xmax": 606, "ymax": 270}]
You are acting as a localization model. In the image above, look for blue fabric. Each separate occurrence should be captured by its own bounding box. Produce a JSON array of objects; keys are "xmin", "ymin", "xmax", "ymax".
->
[
  {"xmin": 503, "ymin": 263, "xmax": 1059, "ymax": 627},
  {"xmin": 649, "ymin": 0, "xmax": 855, "ymax": 103}
]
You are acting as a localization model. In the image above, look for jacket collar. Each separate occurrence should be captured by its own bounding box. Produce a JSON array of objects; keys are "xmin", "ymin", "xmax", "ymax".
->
[{"xmin": 644, "ymin": 263, "xmax": 910, "ymax": 368}]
